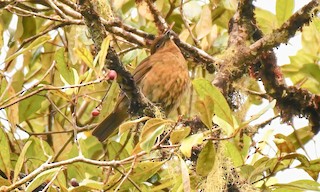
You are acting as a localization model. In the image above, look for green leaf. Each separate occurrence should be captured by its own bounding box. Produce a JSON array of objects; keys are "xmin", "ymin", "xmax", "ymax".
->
[
  {"xmin": 272, "ymin": 180, "xmax": 320, "ymax": 191},
  {"xmin": 21, "ymin": 16, "xmax": 37, "ymax": 40},
  {"xmin": 133, "ymin": 118, "xmax": 171, "ymax": 153},
  {"xmin": 19, "ymin": 94, "xmax": 46, "ymax": 122},
  {"xmin": 193, "ymin": 78, "xmax": 234, "ymax": 127},
  {"xmin": 98, "ymin": 36, "xmax": 111, "ymax": 71},
  {"xmin": 224, "ymin": 141, "xmax": 243, "ymax": 167},
  {"xmin": 276, "ymin": 0, "xmax": 294, "ymax": 26},
  {"xmin": 0, "ymin": 176, "xmax": 11, "ymax": 186},
  {"xmin": 5, "ymin": 35, "xmax": 51, "ymax": 63},
  {"xmin": 170, "ymin": 126, "xmax": 191, "ymax": 144},
  {"xmin": 196, "ymin": 141, "xmax": 216, "ymax": 176},
  {"xmin": 0, "ymin": 128, "xmax": 11, "ymax": 177},
  {"xmin": 140, "ymin": 124, "xmax": 165, "ymax": 153},
  {"xmin": 297, "ymin": 158, "xmax": 320, "ymax": 172},
  {"xmin": 196, "ymin": 5, "xmax": 212, "ymax": 39},
  {"xmin": 13, "ymin": 140, "xmax": 32, "ymax": 183},
  {"xmin": 297, "ymin": 159, "xmax": 320, "ymax": 180},
  {"xmin": 249, "ymin": 157, "xmax": 278, "ymax": 182},
  {"xmin": 281, "ymin": 153, "xmax": 310, "ymax": 167},
  {"xmin": 26, "ymin": 167, "xmax": 62, "ymax": 192},
  {"xmin": 106, "ymin": 141, "xmax": 129, "ymax": 160},
  {"xmin": 242, "ymin": 100, "xmax": 276, "ymax": 125},
  {"xmin": 255, "ymin": 8, "xmax": 277, "ymax": 34},
  {"xmin": 119, "ymin": 116, "xmax": 150, "ymax": 134},
  {"xmin": 180, "ymin": 133, "xmax": 204, "ymax": 157},
  {"xmin": 79, "ymin": 179, "xmax": 103, "ymax": 190},
  {"xmin": 195, "ymin": 96, "xmax": 214, "ymax": 129},
  {"xmin": 75, "ymin": 47, "xmax": 94, "ymax": 68},
  {"xmin": 122, "ymin": 49, "xmax": 138, "ymax": 65},
  {"xmin": 55, "ymin": 48, "xmax": 75, "ymax": 85},
  {"xmin": 25, "ymin": 137, "xmax": 54, "ymax": 170},
  {"xmin": 106, "ymin": 161, "xmax": 164, "ymax": 191}
]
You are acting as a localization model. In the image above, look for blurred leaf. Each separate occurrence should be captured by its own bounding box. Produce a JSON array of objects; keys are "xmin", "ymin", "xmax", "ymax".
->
[
  {"xmin": 0, "ymin": 18, "xmax": 3, "ymax": 48},
  {"xmin": 21, "ymin": 16, "xmax": 37, "ymax": 40},
  {"xmin": 119, "ymin": 116, "xmax": 150, "ymax": 134},
  {"xmin": 193, "ymin": 78, "xmax": 234, "ymax": 127},
  {"xmin": 297, "ymin": 159, "xmax": 320, "ymax": 180},
  {"xmin": 106, "ymin": 161, "xmax": 164, "ymax": 191},
  {"xmin": 5, "ymin": 35, "xmax": 51, "ymax": 63},
  {"xmin": 274, "ymin": 134, "xmax": 296, "ymax": 154},
  {"xmin": 249, "ymin": 157, "xmax": 278, "ymax": 182},
  {"xmin": 78, "ymin": 179, "xmax": 103, "ymax": 190},
  {"xmin": 196, "ymin": 141, "xmax": 216, "ymax": 176},
  {"xmin": 25, "ymin": 137, "xmax": 54, "ymax": 170},
  {"xmin": 98, "ymin": 36, "xmax": 111, "ymax": 71},
  {"xmin": 137, "ymin": 1, "xmax": 154, "ymax": 20},
  {"xmin": 272, "ymin": 180, "xmax": 320, "ymax": 191},
  {"xmin": 75, "ymin": 47, "xmax": 94, "ymax": 68},
  {"xmin": 0, "ymin": 176, "xmax": 11, "ymax": 186},
  {"xmin": 19, "ymin": 94, "xmax": 46, "ymax": 122},
  {"xmin": 13, "ymin": 140, "xmax": 32, "ymax": 183},
  {"xmin": 182, "ymin": 1, "xmax": 202, "ymax": 20},
  {"xmin": 224, "ymin": 141, "xmax": 243, "ymax": 167},
  {"xmin": 106, "ymin": 141, "xmax": 130, "ymax": 160},
  {"xmin": 180, "ymin": 133, "xmax": 203, "ymax": 157},
  {"xmin": 281, "ymin": 153, "xmax": 310, "ymax": 167},
  {"xmin": 122, "ymin": 49, "xmax": 139, "ymax": 65},
  {"xmin": 78, "ymin": 137, "xmax": 103, "ymax": 159},
  {"xmin": 0, "ymin": 128, "xmax": 11, "ymax": 177},
  {"xmin": 287, "ymin": 126, "xmax": 314, "ymax": 150},
  {"xmin": 255, "ymin": 8, "xmax": 277, "ymax": 34},
  {"xmin": 140, "ymin": 124, "xmax": 165, "ymax": 153},
  {"xmin": 170, "ymin": 126, "xmax": 191, "ymax": 144},
  {"xmin": 0, "ymin": 11, "xmax": 13, "ymax": 29},
  {"xmin": 195, "ymin": 96, "xmax": 214, "ymax": 129},
  {"xmin": 133, "ymin": 118, "xmax": 171, "ymax": 153},
  {"xmin": 179, "ymin": 155, "xmax": 191, "ymax": 192},
  {"xmin": 196, "ymin": 5, "xmax": 212, "ymax": 39},
  {"xmin": 25, "ymin": 167, "xmax": 62, "ymax": 192},
  {"xmin": 242, "ymin": 100, "xmax": 276, "ymax": 125},
  {"xmin": 55, "ymin": 48, "xmax": 75, "ymax": 85},
  {"xmin": 276, "ymin": 0, "xmax": 294, "ymax": 26},
  {"xmin": 212, "ymin": 115, "xmax": 235, "ymax": 136}
]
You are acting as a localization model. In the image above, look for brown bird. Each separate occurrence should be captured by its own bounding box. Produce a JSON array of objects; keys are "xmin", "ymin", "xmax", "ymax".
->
[{"xmin": 92, "ymin": 31, "xmax": 190, "ymax": 141}]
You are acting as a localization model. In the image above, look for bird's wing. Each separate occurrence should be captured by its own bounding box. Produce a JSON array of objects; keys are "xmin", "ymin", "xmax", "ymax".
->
[{"xmin": 132, "ymin": 57, "xmax": 153, "ymax": 84}]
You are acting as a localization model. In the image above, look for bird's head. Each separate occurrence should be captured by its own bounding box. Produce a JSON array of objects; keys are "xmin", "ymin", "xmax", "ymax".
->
[{"xmin": 150, "ymin": 30, "xmax": 172, "ymax": 54}]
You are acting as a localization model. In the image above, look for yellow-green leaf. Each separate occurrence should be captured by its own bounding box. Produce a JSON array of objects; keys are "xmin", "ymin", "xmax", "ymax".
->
[
  {"xmin": 0, "ymin": 128, "xmax": 11, "ymax": 177},
  {"xmin": 224, "ymin": 141, "xmax": 244, "ymax": 167},
  {"xmin": 26, "ymin": 167, "xmax": 62, "ymax": 192},
  {"xmin": 55, "ymin": 48, "xmax": 75, "ymax": 85},
  {"xmin": 276, "ymin": 0, "xmax": 294, "ymax": 26},
  {"xmin": 193, "ymin": 78, "xmax": 233, "ymax": 127},
  {"xmin": 195, "ymin": 96, "xmax": 214, "ymax": 129},
  {"xmin": 170, "ymin": 127, "xmax": 191, "ymax": 144},
  {"xmin": 13, "ymin": 140, "xmax": 32, "ymax": 183},
  {"xmin": 5, "ymin": 35, "xmax": 51, "ymax": 63},
  {"xmin": 98, "ymin": 36, "xmax": 111, "ymax": 71},
  {"xmin": 180, "ymin": 133, "xmax": 204, "ymax": 157},
  {"xmin": 196, "ymin": 141, "xmax": 216, "ymax": 176},
  {"xmin": 75, "ymin": 47, "xmax": 94, "ymax": 68}
]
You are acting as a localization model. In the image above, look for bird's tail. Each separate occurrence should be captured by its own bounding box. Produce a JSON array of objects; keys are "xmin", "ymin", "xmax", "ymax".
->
[{"xmin": 92, "ymin": 108, "xmax": 128, "ymax": 142}]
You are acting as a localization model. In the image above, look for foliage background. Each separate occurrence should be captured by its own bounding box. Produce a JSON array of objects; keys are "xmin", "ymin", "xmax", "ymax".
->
[{"xmin": 0, "ymin": 0, "xmax": 319, "ymax": 191}]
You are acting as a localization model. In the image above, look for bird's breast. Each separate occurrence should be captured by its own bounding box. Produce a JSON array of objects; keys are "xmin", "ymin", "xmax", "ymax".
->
[{"xmin": 139, "ymin": 52, "xmax": 189, "ymax": 114}]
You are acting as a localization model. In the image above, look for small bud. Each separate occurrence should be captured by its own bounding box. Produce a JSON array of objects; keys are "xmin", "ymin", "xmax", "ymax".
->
[
  {"xmin": 108, "ymin": 70, "xmax": 117, "ymax": 80},
  {"xmin": 70, "ymin": 178, "xmax": 79, "ymax": 187},
  {"xmin": 91, "ymin": 109, "xmax": 100, "ymax": 117}
]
